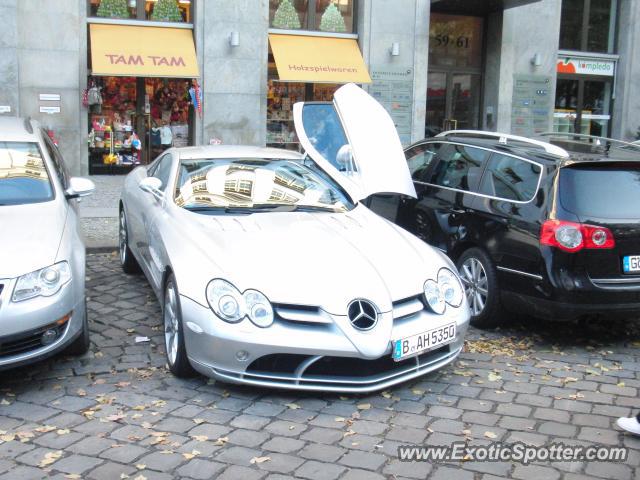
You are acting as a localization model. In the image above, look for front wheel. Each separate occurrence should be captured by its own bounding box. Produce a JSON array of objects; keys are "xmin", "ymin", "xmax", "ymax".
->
[
  {"xmin": 65, "ymin": 300, "xmax": 90, "ymax": 355},
  {"xmin": 456, "ymin": 247, "xmax": 504, "ymax": 328},
  {"xmin": 119, "ymin": 208, "xmax": 141, "ymax": 274},
  {"xmin": 164, "ymin": 275, "xmax": 195, "ymax": 377}
]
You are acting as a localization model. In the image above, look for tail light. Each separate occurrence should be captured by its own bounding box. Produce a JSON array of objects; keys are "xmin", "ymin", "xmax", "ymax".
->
[{"xmin": 540, "ymin": 220, "xmax": 615, "ymax": 252}]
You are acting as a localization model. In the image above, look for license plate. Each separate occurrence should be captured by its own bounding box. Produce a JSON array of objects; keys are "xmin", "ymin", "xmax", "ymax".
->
[
  {"xmin": 392, "ymin": 323, "xmax": 456, "ymax": 361},
  {"xmin": 623, "ymin": 255, "xmax": 640, "ymax": 273}
]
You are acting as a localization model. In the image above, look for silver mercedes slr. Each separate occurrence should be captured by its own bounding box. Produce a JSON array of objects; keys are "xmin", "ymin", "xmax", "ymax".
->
[
  {"xmin": 119, "ymin": 84, "xmax": 470, "ymax": 392},
  {"xmin": 0, "ymin": 117, "xmax": 95, "ymax": 368}
]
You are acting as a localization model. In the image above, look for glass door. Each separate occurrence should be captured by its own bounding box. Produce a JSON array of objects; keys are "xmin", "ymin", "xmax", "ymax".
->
[
  {"xmin": 426, "ymin": 71, "xmax": 481, "ymax": 136},
  {"xmin": 554, "ymin": 76, "xmax": 612, "ymax": 136}
]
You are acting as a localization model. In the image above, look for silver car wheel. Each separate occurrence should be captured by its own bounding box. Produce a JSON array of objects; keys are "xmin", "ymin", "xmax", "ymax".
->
[
  {"xmin": 164, "ymin": 283, "xmax": 179, "ymax": 366},
  {"xmin": 460, "ymin": 257, "xmax": 488, "ymax": 316},
  {"xmin": 119, "ymin": 210, "xmax": 127, "ymax": 265}
]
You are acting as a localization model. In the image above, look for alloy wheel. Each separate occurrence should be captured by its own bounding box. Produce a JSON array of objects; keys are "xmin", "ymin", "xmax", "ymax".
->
[
  {"xmin": 119, "ymin": 211, "xmax": 128, "ymax": 266},
  {"xmin": 459, "ymin": 257, "xmax": 489, "ymax": 316},
  {"xmin": 164, "ymin": 283, "xmax": 179, "ymax": 366}
]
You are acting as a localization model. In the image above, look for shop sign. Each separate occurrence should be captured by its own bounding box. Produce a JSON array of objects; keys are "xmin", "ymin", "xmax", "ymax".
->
[
  {"xmin": 39, "ymin": 94, "xmax": 61, "ymax": 102},
  {"xmin": 557, "ymin": 56, "xmax": 615, "ymax": 76},
  {"xmin": 369, "ymin": 66, "xmax": 414, "ymax": 145},
  {"xmin": 510, "ymin": 74, "xmax": 553, "ymax": 137},
  {"xmin": 0, "ymin": 106, "xmax": 11, "ymax": 114}
]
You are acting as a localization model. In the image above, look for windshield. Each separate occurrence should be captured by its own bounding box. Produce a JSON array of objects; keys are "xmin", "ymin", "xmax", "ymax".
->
[
  {"xmin": 174, "ymin": 158, "xmax": 354, "ymax": 213},
  {"xmin": 0, "ymin": 142, "xmax": 53, "ymax": 206},
  {"xmin": 560, "ymin": 163, "xmax": 640, "ymax": 219}
]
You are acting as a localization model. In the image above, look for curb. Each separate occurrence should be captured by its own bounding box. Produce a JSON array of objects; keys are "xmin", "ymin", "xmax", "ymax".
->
[{"xmin": 87, "ymin": 246, "xmax": 119, "ymax": 254}]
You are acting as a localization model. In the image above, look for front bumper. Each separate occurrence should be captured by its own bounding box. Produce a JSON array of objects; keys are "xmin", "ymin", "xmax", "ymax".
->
[
  {"xmin": 181, "ymin": 295, "xmax": 470, "ymax": 392},
  {"xmin": 0, "ymin": 279, "xmax": 85, "ymax": 370}
]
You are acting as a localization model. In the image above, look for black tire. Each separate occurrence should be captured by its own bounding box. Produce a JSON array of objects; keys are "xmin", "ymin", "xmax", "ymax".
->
[
  {"xmin": 456, "ymin": 247, "xmax": 504, "ymax": 328},
  {"xmin": 163, "ymin": 274, "xmax": 196, "ymax": 377},
  {"xmin": 119, "ymin": 208, "xmax": 141, "ymax": 274},
  {"xmin": 65, "ymin": 300, "xmax": 90, "ymax": 355}
]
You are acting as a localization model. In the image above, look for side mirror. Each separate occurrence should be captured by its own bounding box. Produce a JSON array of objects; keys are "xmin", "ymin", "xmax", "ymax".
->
[
  {"xmin": 65, "ymin": 177, "xmax": 95, "ymax": 199},
  {"xmin": 139, "ymin": 177, "xmax": 163, "ymax": 194}
]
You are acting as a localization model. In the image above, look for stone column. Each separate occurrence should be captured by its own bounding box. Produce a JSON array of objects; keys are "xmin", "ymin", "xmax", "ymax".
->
[
  {"xmin": 200, "ymin": 0, "xmax": 270, "ymax": 146},
  {"xmin": 612, "ymin": 0, "xmax": 640, "ymax": 140}
]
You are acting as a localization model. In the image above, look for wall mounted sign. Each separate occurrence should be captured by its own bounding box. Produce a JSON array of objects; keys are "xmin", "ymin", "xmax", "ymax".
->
[
  {"xmin": 0, "ymin": 106, "xmax": 11, "ymax": 114},
  {"xmin": 511, "ymin": 74, "xmax": 553, "ymax": 137},
  {"xmin": 557, "ymin": 56, "xmax": 615, "ymax": 76},
  {"xmin": 39, "ymin": 94, "xmax": 61, "ymax": 102},
  {"xmin": 40, "ymin": 106, "xmax": 61, "ymax": 114},
  {"xmin": 369, "ymin": 66, "xmax": 414, "ymax": 145}
]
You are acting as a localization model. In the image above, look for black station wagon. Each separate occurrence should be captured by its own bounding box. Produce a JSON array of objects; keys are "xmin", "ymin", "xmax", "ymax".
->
[{"xmin": 392, "ymin": 131, "xmax": 640, "ymax": 328}]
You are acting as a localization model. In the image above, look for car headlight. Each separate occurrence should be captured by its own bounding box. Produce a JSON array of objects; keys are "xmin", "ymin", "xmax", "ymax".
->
[
  {"xmin": 12, "ymin": 261, "xmax": 72, "ymax": 302},
  {"xmin": 438, "ymin": 268, "xmax": 464, "ymax": 308},
  {"xmin": 423, "ymin": 268, "xmax": 464, "ymax": 314},
  {"xmin": 424, "ymin": 279, "xmax": 445, "ymax": 314},
  {"xmin": 205, "ymin": 279, "xmax": 274, "ymax": 328}
]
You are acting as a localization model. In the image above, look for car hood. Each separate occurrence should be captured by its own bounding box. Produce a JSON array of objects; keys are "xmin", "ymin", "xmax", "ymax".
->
[
  {"xmin": 0, "ymin": 201, "xmax": 66, "ymax": 279},
  {"xmin": 184, "ymin": 205, "xmax": 441, "ymax": 315}
]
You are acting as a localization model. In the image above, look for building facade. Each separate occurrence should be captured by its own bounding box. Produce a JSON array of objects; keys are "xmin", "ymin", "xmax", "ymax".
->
[{"xmin": 0, "ymin": 0, "xmax": 638, "ymax": 176}]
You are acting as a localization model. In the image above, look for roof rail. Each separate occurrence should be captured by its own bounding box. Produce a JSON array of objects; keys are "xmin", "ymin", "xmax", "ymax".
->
[
  {"xmin": 436, "ymin": 130, "xmax": 569, "ymax": 158},
  {"xmin": 539, "ymin": 132, "xmax": 640, "ymax": 150},
  {"xmin": 23, "ymin": 117, "xmax": 33, "ymax": 134}
]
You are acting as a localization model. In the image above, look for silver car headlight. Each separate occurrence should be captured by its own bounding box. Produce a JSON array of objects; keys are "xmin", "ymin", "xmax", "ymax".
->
[
  {"xmin": 438, "ymin": 268, "xmax": 464, "ymax": 308},
  {"xmin": 205, "ymin": 279, "xmax": 274, "ymax": 328},
  {"xmin": 12, "ymin": 261, "xmax": 72, "ymax": 302},
  {"xmin": 424, "ymin": 279, "xmax": 445, "ymax": 314},
  {"xmin": 424, "ymin": 268, "xmax": 464, "ymax": 314}
]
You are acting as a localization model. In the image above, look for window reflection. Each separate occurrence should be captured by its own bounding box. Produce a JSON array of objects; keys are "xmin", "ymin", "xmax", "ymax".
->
[
  {"xmin": 174, "ymin": 158, "xmax": 353, "ymax": 212},
  {"xmin": 0, "ymin": 142, "xmax": 53, "ymax": 205}
]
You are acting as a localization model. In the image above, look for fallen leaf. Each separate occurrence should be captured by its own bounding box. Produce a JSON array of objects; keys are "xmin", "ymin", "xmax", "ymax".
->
[
  {"xmin": 484, "ymin": 431, "xmax": 497, "ymax": 439},
  {"xmin": 285, "ymin": 403, "xmax": 301, "ymax": 410},
  {"xmin": 76, "ymin": 389, "xmax": 87, "ymax": 397},
  {"xmin": 133, "ymin": 476, "xmax": 147, "ymax": 480},
  {"xmin": 65, "ymin": 475, "xmax": 82, "ymax": 479},
  {"xmin": 0, "ymin": 434, "xmax": 15, "ymax": 442},
  {"xmin": 381, "ymin": 391, "xmax": 392, "ymax": 399},
  {"xmin": 334, "ymin": 417, "xmax": 346, "ymax": 423},
  {"xmin": 0, "ymin": 399, "xmax": 10, "ymax": 406},
  {"xmin": 411, "ymin": 388, "xmax": 424, "ymax": 395},
  {"xmin": 135, "ymin": 464, "xmax": 146, "ymax": 470},
  {"xmin": 617, "ymin": 382, "xmax": 626, "ymax": 388},
  {"xmin": 356, "ymin": 403, "xmax": 371, "ymax": 410},
  {"xmin": 343, "ymin": 429, "xmax": 356, "ymax": 437},
  {"xmin": 126, "ymin": 328, "xmax": 136, "ymax": 334},
  {"xmin": 39, "ymin": 450, "xmax": 63, "ymax": 468},
  {"xmin": 182, "ymin": 450, "xmax": 200, "ymax": 460},
  {"xmin": 35, "ymin": 426, "xmax": 56, "ymax": 433},
  {"xmin": 193, "ymin": 418, "xmax": 205, "ymax": 425},
  {"xmin": 94, "ymin": 351, "xmax": 104, "ymax": 358},
  {"xmin": 56, "ymin": 429, "xmax": 70, "ymax": 435},
  {"xmin": 488, "ymin": 372, "xmax": 502, "ymax": 382},
  {"xmin": 212, "ymin": 436, "xmax": 228, "ymax": 446},
  {"xmin": 191, "ymin": 435, "xmax": 208, "ymax": 442},
  {"xmin": 116, "ymin": 382, "xmax": 131, "ymax": 388}
]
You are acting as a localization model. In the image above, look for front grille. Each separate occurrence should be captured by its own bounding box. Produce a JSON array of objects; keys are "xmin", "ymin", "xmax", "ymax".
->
[
  {"xmin": 273, "ymin": 304, "xmax": 332, "ymax": 326},
  {"xmin": 238, "ymin": 345, "xmax": 454, "ymax": 390},
  {"xmin": 392, "ymin": 295, "xmax": 426, "ymax": 323},
  {"xmin": 0, "ymin": 321, "xmax": 68, "ymax": 358}
]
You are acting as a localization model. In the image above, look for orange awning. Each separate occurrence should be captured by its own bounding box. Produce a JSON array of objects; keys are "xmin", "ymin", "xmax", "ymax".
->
[
  {"xmin": 90, "ymin": 24, "xmax": 199, "ymax": 78},
  {"xmin": 269, "ymin": 34, "xmax": 371, "ymax": 84}
]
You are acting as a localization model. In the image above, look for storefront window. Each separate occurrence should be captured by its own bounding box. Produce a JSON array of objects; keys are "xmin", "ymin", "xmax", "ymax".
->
[
  {"xmin": 559, "ymin": 0, "xmax": 616, "ymax": 53},
  {"xmin": 89, "ymin": 0, "xmax": 193, "ymax": 23},
  {"xmin": 269, "ymin": 0, "xmax": 355, "ymax": 34},
  {"xmin": 87, "ymin": 76, "xmax": 194, "ymax": 173},
  {"xmin": 553, "ymin": 77, "xmax": 612, "ymax": 136}
]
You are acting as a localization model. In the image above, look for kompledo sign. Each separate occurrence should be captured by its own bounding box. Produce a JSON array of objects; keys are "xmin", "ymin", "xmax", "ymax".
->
[{"xmin": 556, "ymin": 56, "xmax": 615, "ymax": 77}]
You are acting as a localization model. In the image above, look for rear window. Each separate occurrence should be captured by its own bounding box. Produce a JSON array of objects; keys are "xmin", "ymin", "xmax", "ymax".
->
[
  {"xmin": 0, "ymin": 142, "xmax": 53, "ymax": 206},
  {"xmin": 560, "ymin": 163, "xmax": 640, "ymax": 219}
]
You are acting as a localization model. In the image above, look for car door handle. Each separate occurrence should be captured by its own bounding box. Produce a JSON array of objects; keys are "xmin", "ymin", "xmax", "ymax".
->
[{"xmin": 451, "ymin": 208, "xmax": 466, "ymax": 214}]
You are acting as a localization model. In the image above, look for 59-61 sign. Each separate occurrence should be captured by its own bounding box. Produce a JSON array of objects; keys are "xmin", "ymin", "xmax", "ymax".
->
[{"xmin": 432, "ymin": 35, "xmax": 470, "ymax": 48}]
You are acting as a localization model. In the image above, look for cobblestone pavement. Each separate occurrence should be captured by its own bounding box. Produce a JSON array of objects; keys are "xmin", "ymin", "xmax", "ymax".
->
[
  {"xmin": 79, "ymin": 176, "xmax": 125, "ymax": 249},
  {"xmin": 0, "ymin": 253, "xmax": 639, "ymax": 479}
]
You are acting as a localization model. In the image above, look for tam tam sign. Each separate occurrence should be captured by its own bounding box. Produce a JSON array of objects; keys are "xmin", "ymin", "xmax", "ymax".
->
[
  {"xmin": 90, "ymin": 24, "xmax": 199, "ymax": 78},
  {"xmin": 557, "ymin": 56, "xmax": 615, "ymax": 77}
]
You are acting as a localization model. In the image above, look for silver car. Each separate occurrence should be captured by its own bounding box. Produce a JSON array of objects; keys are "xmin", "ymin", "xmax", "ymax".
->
[
  {"xmin": 119, "ymin": 84, "xmax": 470, "ymax": 392},
  {"xmin": 0, "ymin": 118, "xmax": 94, "ymax": 368}
]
